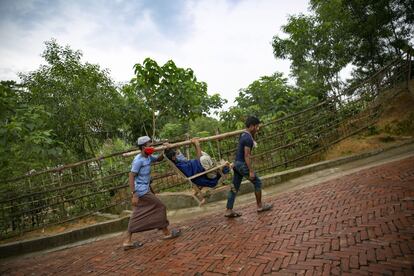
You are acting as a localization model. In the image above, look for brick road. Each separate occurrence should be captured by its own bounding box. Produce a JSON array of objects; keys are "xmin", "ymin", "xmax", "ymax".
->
[{"xmin": 1, "ymin": 156, "xmax": 414, "ymax": 275}]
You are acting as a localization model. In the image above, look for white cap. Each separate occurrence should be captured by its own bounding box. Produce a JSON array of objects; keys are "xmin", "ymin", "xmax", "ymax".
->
[{"xmin": 137, "ymin": 136, "xmax": 151, "ymax": 146}]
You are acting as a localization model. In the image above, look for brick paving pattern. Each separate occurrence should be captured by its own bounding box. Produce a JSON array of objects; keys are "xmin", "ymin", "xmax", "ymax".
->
[{"xmin": 1, "ymin": 157, "xmax": 414, "ymax": 275}]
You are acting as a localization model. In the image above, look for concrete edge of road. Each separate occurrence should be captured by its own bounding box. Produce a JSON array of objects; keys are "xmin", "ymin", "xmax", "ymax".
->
[{"xmin": 2, "ymin": 139, "xmax": 413, "ymax": 259}]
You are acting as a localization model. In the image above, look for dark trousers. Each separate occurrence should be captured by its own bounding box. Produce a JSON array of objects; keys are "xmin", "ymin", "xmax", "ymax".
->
[{"xmin": 226, "ymin": 161, "xmax": 262, "ymax": 209}]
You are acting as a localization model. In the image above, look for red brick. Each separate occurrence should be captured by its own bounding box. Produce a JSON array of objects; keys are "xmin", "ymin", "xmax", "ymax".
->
[
  {"xmin": 350, "ymin": 268, "xmax": 370, "ymax": 275},
  {"xmin": 306, "ymin": 247, "xmax": 315, "ymax": 259},
  {"xmin": 387, "ymin": 259, "xmax": 413, "ymax": 269},
  {"xmin": 391, "ymin": 243, "xmax": 402, "ymax": 256},
  {"xmin": 380, "ymin": 222, "xmax": 391, "ymax": 234},
  {"xmin": 305, "ymin": 269, "xmax": 314, "ymax": 276},
  {"xmin": 349, "ymin": 255, "xmax": 359, "ymax": 269},
  {"xmin": 330, "ymin": 266, "xmax": 341, "ymax": 275},
  {"xmin": 367, "ymin": 228, "xmax": 376, "ymax": 239},
  {"xmin": 347, "ymin": 234, "xmax": 356, "ymax": 246},
  {"xmin": 322, "ymin": 263, "xmax": 331, "ymax": 276},
  {"xmin": 332, "ymin": 238, "xmax": 339, "ymax": 251},
  {"xmin": 289, "ymin": 252, "xmax": 299, "ymax": 265},
  {"xmin": 400, "ymin": 243, "xmax": 411, "ymax": 255},
  {"xmin": 339, "ymin": 235, "xmax": 348, "ymax": 249},
  {"xmin": 263, "ymin": 260, "xmax": 274, "ymax": 274},
  {"xmin": 360, "ymin": 230, "xmax": 368, "ymax": 240},
  {"xmin": 272, "ymin": 258, "xmax": 283, "ymax": 272},
  {"xmin": 281, "ymin": 255, "xmax": 292, "ymax": 268},
  {"xmin": 387, "ymin": 221, "xmax": 397, "ymax": 232},
  {"xmin": 323, "ymin": 242, "xmax": 330, "ymax": 253},
  {"xmin": 359, "ymin": 252, "xmax": 367, "ymax": 266},
  {"xmin": 366, "ymin": 263, "xmax": 393, "ymax": 275},
  {"xmin": 374, "ymin": 226, "xmax": 383, "ymax": 237},
  {"xmin": 341, "ymin": 258, "xmax": 350, "ymax": 272},
  {"xmin": 366, "ymin": 248, "xmax": 376, "ymax": 262},
  {"xmin": 299, "ymin": 259, "xmax": 331, "ymax": 267},
  {"xmin": 288, "ymin": 264, "xmax": 316, "ymax": 270},
  {"xmin": 355, "ymin": 232, "xmax": 361, "ymax": 243},
  {"xmin": 315, "ymin": 245, "xmax": 323, "ymax": 256},
  {"xmin": 375, "ymin": 248, "xmax": 387, "ymax": 261},
  {"xmin": 254, "ymin": 263, "xmax": 266, "ymax": 276},
  {"xmin": 298, "ymin": 249, "xmax": 308, "ymax": 262}
]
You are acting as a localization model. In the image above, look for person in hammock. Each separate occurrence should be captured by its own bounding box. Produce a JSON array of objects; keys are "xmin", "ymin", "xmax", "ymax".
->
[{"xmin": 165, "ymin": 138, "xmax": 230, "ymax": 188}]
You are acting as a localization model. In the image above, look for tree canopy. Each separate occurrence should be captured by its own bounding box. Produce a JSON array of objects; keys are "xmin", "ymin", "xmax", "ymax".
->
[
  {"xmin": 220, "ymin": 73, "xmax": 318, "ymax": 129},
  {"xmin": 129, "ymin": 58, "xmax": 226, "ymax": 138},
  {"xmin": 20, "ymin": 39, "xmax": 124, "ymax": 159},
  {"xmin": 272, "ymin": 0, "xmax": 414, "ymax": 98},
  {"xmin": 0, "ymin": 81, "xmax": 62, "ymax": 180},
  {"xmin": 1, "ymin": 40, "xmax": 228, "ymax": 179}
]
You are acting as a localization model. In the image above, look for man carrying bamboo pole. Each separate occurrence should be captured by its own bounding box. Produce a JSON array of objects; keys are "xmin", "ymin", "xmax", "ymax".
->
[
  {"xmin": 122, "ymin": 136, "xmax": 181, "ymax": 250},
  {"xmin": 225, "ymin": 116, "xmax": 273, "ymax": 218}
]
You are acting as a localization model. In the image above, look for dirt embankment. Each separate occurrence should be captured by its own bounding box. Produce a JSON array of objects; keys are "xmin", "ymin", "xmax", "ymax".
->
[{"xmin": 324, "ymin": 81, "xmax": 414, "ymax": 160}]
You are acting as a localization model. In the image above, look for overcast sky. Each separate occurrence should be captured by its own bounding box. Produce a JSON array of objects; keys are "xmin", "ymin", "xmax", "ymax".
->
[{"xmin": 0, "ymin": 0, "xmax": 310, "ymax": 109}]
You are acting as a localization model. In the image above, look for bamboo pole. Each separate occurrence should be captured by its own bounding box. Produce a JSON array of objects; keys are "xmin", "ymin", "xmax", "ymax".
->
[
  {"xmin": 185, "ymin": 133, "xmax": 190, "ymax": 160},
  {"xmin": 215, "ymin": 128, "xmax": 222, "ymax": 160},
  {"xmin": 122, "ymin": 129, "xmax": 246, "ymax": 157}
]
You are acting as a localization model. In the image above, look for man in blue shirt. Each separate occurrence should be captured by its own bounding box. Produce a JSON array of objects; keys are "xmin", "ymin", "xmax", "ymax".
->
[
  {"xmin": 122, "ymin": 136, "xmax": 181, "ymax": 250},
  {"xmin": 225, "ymin": 116, "xmax": 273, "ymax": 218}
]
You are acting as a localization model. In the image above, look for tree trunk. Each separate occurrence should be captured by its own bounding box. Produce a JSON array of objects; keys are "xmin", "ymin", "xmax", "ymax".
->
[{"xmin": 152, "ymin": 111, "xmax": 157, "ymax": 138}]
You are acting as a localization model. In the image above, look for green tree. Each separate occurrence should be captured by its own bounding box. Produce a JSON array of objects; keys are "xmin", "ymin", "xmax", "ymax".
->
[
  {"xmin": 0, "ymin": 81, "xmax": 62, "ymax": 180},
  {"xmin": 273, "ymin": 10, "xmax": 352, "ymax": 99},
  {"xmin": 20, "ymin": 39, "xmax": 123, "ymax": 158},
  {"xmin": 236, "ymin": 73, "xmax": 296, "ymax": 114},
  {"xmin": 159, "ymin": 122, "xmax": 187, "ymax": 140},
  {"xmin": 220, "ymin": 73, "xmax": 317, "ymax": 129},
  {"xmin": 131, "ymin": 58, "xmax": 226, "ymax": 137},
  {"xmin": 189, "ymin": 116, "xmax": 221, "ymax": 137},
  {"xmin": 273, "ymin": 0, "xmax": 414, "ymax": 97},
  {"xmin": 120, "ymin": 82, "xmax": 153, "ymax": 142},
  {"xmin": 219, "ymin": 106, "xmax": 250, "ymax": 131},
  {"xmin": 312, "ymin": 0, "xmax": 413, "ymax": 77}
]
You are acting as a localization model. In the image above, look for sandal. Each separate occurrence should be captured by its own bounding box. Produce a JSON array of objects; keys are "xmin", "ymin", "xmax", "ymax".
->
[
  {"xmin": 123, "ymin": 241, "xmax": 143, "ymax": 251},
  {"xmin": 257, "ymin": 203, "xmax": 273, "ymax": 213},
  {"xmin": 224, "ymin": 211, "xmax": 242, "ymax": 218},
  {"xmin": 162, "ymin": 229, "xmax": 182, "ymax": 240}
]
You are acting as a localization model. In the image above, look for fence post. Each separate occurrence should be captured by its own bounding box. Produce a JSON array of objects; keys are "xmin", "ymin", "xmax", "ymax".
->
[
  {"xmin": 185, "ymin": 133, "xmax": 190, "ymax": 160},
  {"xmin": 215, "ymin": 128, "xmax": 222, "ymax": 160}
]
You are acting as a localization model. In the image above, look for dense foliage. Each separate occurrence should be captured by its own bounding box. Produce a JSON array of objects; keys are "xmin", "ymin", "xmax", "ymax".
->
[
  {"xmin": 0, "ymin": 40, "xmax": 226, "ymax": 180},
  {"xmin": 272, "ymin": 0, "xmax": 414, "ymax": 98},
  {"xmin": 0, "ymin": 81, "xmax": 62, "ymax": 180},
  {"xmin": 220, "ymin": 73, "xmax": 318, "ymax": 129},
  {"xmin": 127, "ymin": 58, "xmax": 226, "ymax": 138}
]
